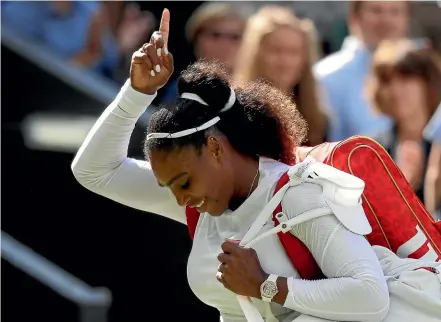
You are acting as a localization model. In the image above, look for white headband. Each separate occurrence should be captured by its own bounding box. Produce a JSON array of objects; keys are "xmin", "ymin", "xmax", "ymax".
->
[{"xmin": 146, "ymin": 88, "xmax": 236, "ymax": 141}]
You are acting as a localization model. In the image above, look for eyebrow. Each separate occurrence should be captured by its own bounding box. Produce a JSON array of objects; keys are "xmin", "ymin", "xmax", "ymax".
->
[{"xmin": 158, "ymin": 172, "xmax": 188, "ymax": 187}]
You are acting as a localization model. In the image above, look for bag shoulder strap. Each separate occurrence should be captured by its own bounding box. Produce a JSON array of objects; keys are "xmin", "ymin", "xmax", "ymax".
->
[
  {"xmin": 186, "ymin": 207, "xmax": 200, "ymax": 240},
  {"xmin": 271, "ymin": 171, "xmax": 324, "ymax": 280}
]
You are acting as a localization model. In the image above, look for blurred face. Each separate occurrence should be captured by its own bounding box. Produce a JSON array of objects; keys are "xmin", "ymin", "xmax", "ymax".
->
[
  {"xmin": 378, "ymin": 75, "xmax": 428, "ymax": 126},
  {"xmin": 149, "ymin": 137, "xmax": 236, "ymax": 216},
  {"xmin": 353, "ymin": 1, "xmax": 409, "ymax": 49},
  {"xmin": 194, "ymin": 19, "xmax": 244, "ymax": 71},
  {"xmin": 257, "ymin": 27, "xmax": 306, "ymax": 92},
  {"xmin": 51, "ymin": 1, "xmax": 73, "ymax": 15}
]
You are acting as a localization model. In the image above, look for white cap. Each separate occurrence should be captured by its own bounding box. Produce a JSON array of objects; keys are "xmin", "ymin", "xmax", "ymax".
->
[
  {"xmin": 323, "ymin": 183, "xmax": 372, "ymax": 235},
  {"xmin": 307, "ymin": 161, "xmax": 372, "ymax": 235}
]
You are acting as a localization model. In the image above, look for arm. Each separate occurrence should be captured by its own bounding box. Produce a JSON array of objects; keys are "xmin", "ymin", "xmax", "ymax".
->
[
  {"xmin": 395, "ymin": 139, "xmax": 425, "ymax": 190},
  {"xmin": 71, "ymin": 80, "xmax": 186, "ymax": 224},
  {"xmin": 423, "ymin": 107, "xmax": 441, "ymax": 215},
  {"xmin": 274, "ymin": 183, "xmax": 389, "ymax": 322},
  {"xmin": 424, "ymin": 143, "xmax": 441, "ymax": 215}
]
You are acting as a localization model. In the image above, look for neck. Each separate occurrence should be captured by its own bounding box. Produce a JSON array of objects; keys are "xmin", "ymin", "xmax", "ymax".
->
[{"xmin": 228, "ymin": 154, "xmax": 259, "ymax": 210}]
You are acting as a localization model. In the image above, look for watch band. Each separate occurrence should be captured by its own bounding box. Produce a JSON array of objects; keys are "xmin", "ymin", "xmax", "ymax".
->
[
  {"xmin": 260, "ymin": 274, "xmax": 279, "ymax": 302},
  {"xmin": 267, "ymin": 274, "xmax": 278, "ymax": 283}
]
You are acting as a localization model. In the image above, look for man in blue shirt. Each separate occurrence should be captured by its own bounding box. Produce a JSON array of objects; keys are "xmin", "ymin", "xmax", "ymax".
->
[{"xmin": 314, "ymin": 1, "xmax": 410, "ymax": 145}]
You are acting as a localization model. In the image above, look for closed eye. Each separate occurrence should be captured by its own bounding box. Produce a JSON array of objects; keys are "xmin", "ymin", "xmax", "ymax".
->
[{"xmin": 181, "ymin": 180, "xmax": 190, "ymax": 190}]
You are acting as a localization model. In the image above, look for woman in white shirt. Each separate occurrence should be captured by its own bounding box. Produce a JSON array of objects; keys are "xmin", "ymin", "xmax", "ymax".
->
[{"xmin": 72, "ymin": 10, "xmax": 441, "ymax": 322}]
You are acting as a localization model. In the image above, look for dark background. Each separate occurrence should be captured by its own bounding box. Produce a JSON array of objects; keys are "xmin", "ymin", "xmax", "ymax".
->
[{"xmin": 1, "ymin": 2, "xmax": 220, "ymax": 322}]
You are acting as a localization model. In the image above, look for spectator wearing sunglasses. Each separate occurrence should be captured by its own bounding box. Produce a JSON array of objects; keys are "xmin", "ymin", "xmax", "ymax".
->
[{"xmin": 160, "ymin": 2, "xmax": 249, "ymax": 102}]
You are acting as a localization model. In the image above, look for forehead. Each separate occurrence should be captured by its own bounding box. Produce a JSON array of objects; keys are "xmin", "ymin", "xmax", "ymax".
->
[
  {"xmin": 202, "ymin": 18, "xmax": 244, "ymax": 32},
  {"xmin": 361, "ymin": 1, "xmax": 409, "ymax": 13},
  {"xmin": 262, "ymin": 27, "xmax": 303, "ymax": 47},
  {"xmin": 149, "ymin": 147, "xmax": 198, "ymax": 183}
]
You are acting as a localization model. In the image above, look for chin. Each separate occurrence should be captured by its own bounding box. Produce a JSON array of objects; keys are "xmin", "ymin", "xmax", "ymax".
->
[
  {"xmin": 207, "ymin": 209, "xmax": 224, "ymax": 217},
  {"xmin": 206, "ymin": 204, "xmax": 227, "ymax": 217}
]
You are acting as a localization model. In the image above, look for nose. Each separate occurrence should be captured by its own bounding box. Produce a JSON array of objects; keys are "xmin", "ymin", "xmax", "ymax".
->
[{"xmin": 175, "ymin": 192, "xmax": 191, "ymax": 207}]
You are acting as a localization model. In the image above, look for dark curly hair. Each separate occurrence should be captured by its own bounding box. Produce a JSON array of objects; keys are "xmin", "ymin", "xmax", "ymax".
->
[{"xmin": 144, "ymin": 59, "xmax": 307, "ymax": 165}]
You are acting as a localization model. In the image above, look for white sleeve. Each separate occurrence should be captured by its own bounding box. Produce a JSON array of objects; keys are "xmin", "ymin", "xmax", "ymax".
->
[
  {"xmin": 71, "ymin": 80, "xmax": 186, "ymax": 224},
  {"xmin": 220, "ymin": 312, "xmax": 247, "ymax": 322},
  {"xmin": 280, "ymin": 183, "xmax": 390, "ymax": 322}
]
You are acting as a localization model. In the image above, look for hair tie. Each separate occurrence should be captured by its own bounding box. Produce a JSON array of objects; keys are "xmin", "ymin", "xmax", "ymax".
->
[
  {"xmin": 146, "ymin": 88, "xmax": 236, "ymax": 141},
  {"xmin": 180, "ymin": 87, "xmax": 236, "ymax": 113}
]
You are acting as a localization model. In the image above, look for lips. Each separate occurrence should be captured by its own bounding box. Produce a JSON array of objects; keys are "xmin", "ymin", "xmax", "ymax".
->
[{"xmin": 188, "ymin": 198, "xmax": 205, "ymax": 209}]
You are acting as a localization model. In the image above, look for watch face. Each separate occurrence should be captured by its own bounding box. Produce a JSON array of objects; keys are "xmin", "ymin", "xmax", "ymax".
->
[{"xmin": 262, "ymin": 281, "xmax": 278, "ymax": 298}]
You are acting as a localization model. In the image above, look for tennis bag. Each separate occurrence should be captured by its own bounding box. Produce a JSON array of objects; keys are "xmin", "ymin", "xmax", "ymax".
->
[{"xmin": 186, "ymin": 136, "xmax": 441, "ymax": 279}]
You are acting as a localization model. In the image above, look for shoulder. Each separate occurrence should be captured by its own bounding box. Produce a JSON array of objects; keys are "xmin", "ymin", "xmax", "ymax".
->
[
  {"xmin": 278, "ymin": 159, "xmax": 371, "ymax": 235},
  {"xmin": 281, "ymin": 182, "xmax": 329, "ymax": 219},
  {"xmin": 314, "ymin": 51, "xmax": 356, "ymax": 83},
  {"xmin": 424, "ymin": 103, "xmax": 441, "ymax": 144},
  {"xmin": 75, "ymin": 1, "xmax": 101, "ymax": 15},
  {"xmin": 314, "ymin": 37, "xmax": 365, "ymax": 89}
]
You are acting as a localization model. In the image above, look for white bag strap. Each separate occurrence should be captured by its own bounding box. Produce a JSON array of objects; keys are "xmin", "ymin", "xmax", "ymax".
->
[{"xmin": 236, "ymin": 157, "xmax": 324, "ymax": 322}]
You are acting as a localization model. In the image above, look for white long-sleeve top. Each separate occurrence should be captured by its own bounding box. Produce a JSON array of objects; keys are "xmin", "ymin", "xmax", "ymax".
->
[{"xmin": 72, "ymin": 80, "xmax": 390, "ymax": 322}]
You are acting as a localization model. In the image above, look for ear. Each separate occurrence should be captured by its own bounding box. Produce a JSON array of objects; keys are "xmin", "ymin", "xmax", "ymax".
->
[{"xmin": 206, "ymin": 136, "xmax": 222, "ymax": 160}]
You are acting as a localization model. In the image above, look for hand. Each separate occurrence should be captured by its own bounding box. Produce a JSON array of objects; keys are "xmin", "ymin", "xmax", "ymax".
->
[
  {"xmin": 217, "ymin": 240, "xmax": 268, "ymax": 298},
  {"xmin": 117, "ymin": 4, "xmax": 156, "ymax": 55},
  {"xmin": 130, "ymin": 8, "xmax": 174, "ymax": 95},
  {"xmin": 71, "ymin": 5, "xmax": 106, "ymax": 67}
]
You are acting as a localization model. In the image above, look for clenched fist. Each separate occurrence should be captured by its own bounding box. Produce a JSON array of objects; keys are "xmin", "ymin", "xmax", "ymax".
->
[{"xmin": 130, "ymin": 8, "xmax": 174, "ymax": 95}]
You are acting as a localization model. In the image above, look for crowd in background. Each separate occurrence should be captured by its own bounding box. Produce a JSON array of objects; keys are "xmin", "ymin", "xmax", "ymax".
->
[{"xmin": 2, "ymin": 0, "xmax": 441, "ymax": 218}]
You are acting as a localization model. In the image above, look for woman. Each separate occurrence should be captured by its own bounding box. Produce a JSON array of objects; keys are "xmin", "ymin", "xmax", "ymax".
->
[
  {"xmin": 161, "ymin": 2, "xmax": 248, "ymax": 102},
  {"xmin": 366, "ymin": 39, "xmax": 441, "ymax": 200},
  {"xmin": 72, "ymin": 10, "xmax": 441, "ymax": 322},
  {"xmin": 234, "ymin": 6, "xmax": 327, "ymax": 146}
]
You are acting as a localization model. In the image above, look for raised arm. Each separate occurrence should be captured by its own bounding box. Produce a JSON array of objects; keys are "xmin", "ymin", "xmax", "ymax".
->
[{"xmin": 72, "ymin": 9, "xmax": 186, "ymax": 224}]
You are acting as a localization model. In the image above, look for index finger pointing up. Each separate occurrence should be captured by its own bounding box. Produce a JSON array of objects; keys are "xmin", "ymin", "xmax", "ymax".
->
[{"xmin": 159, "ymin": 8, "xmax": 170, "ymax": 48}]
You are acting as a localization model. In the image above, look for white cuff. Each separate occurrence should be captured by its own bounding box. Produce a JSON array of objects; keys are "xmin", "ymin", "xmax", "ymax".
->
[
  {"xmin": 283, "ymin": 276, "xmax": 296, "ymax": 308},
  {"xmin": 116, "ymin": 79, "xmax": 157, "ymax": 116}
]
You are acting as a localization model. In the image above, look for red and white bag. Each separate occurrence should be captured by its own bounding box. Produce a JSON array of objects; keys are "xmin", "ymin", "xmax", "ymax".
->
[{"xmin": 186, "ymin": 136, "xmax": 441, "ymax": 279}]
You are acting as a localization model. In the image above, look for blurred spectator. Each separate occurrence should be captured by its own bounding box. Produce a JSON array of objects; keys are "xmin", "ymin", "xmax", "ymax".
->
[
  {"xmin": 103, "ymin": 2, "xmax": 156, "ymax": 83},
  {"xmin": 314, "ymin": 1, "xmax": 410, "ymax": 145},
  {"xmin": 366, "ymin": 39, "xmax": 441, "ymax": 198},
  {"xmin": 234, "ymin": 6, "xmax": 327, "ymax": 145},
  {"xmin": 161, "ymin": 2, "xmax": 249, "ymax": 102},
  {"xmin": 424, "ymin": 105, "xmax": 441, "ymax": 219},
  {"xmin": 2, "ymin": 1, "xmax": 104, "ymax": 66},
  {"xmin": 1, "ymin": 1, "xmax": 155, "ymax": 82},
  {"xmin": 234, "ymin": 6, "xmax": 327, "ymax": 146}
]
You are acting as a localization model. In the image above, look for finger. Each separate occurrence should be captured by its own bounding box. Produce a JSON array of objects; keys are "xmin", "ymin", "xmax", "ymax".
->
[
  {"xmin": 217, "ymin": 272, "xmax": 233, "ymax": 290},
  {"xmin": 225, "ymin": 239, "xmax": 241, "ymax": 245},
  {"xmin": 216, "ymin": 271, "xmax": 224, "ymax": 284},
  {"xmin": 162, "ymin": 50, "xmax": 173, "ymax": 72},
  {"xmin": 149, "ymin": 31, "xmax": 165, "ymax": 57},
  {"xmin": 159, "ymin": 8, "xmax": 170, "ymax": 47},
  {"xmin": 144, "ymin": 43, "xmax": 161, "ymax": 73},
  {"xmin": 217, "ymin": 253, "xmax": 231, "ymax": 264},
  {"xmin": 217, "ymin": 263, "xmax": 227, "ymax": 273},
  {"xmin": 132, "ymin": 50, "xmax": 145, "ymax": 64},
  {"xmin": 221, "ymin": 241, "xmax": 240, "ymax": 254},
  {"xmin": 131, "ymin": 51, "xmax": 152, "ymax": 70}
]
